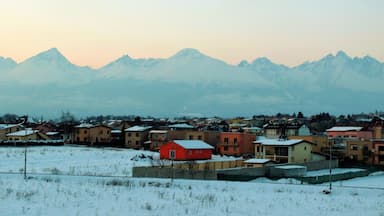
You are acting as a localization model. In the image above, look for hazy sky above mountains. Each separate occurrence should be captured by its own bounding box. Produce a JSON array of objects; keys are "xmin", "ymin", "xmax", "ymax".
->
[{"xmin": 1, "ymin": 0, "xmax": 383, "ymax": 68}]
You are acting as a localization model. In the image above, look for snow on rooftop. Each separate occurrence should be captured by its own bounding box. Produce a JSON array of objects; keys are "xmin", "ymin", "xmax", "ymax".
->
[
  {"xmin": 0, "ymin": 124, "xmax": 20, "ymax": 130},
  {"xmin": 75, "ymin": 123, "xmax": 95, "ymax": 128},
  {"xmin": 173, "ymin": 140, "xmax": 214, "ymax": 149},
  {"xmin": 111, "ymin": 130, "xmax": 122, "ymax": 134},
  {"xmin": 326, "ymin": 126, "xmax": 363, "ymax": 132},
  {"xmin": 275, "ymin": 165, "xmax": 306, "ymax": 169},
  {"xmin": 149, "ymin": 130, "xmax": 168, "ymax": 134},
  {"xmin": 125, "ymin": 126, "xmax": 152, "ymax": 132},
  {"xmin": 7, "ymin": 129, "xmax": 38, "ymax": 136},
  {"xmin": 254, "ymin": 139, "xmax": 303, "ymax": 146},
  {"xmin": 244, "ymin": 159, "xmax": 271, "ymax": 164},
  {"xmin": 46, "ymin": 132, "xmax": 59, "ymax": 136},
  {"xmin": 168, "ymin": 123, "xmax": 194, "ymax": 129}
]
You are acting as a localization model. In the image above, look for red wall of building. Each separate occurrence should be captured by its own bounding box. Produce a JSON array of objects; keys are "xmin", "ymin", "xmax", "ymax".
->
[
  {"xmin": 327, "ymin": 131, "xmax": 373, "ymax": 140},
  {"xmin": 218, "ymin": 132, "xmax": 256, "ymax": 156},
  {"xmin": 159, "ymin": 141, "xmax": 212, "ymax": 160}
]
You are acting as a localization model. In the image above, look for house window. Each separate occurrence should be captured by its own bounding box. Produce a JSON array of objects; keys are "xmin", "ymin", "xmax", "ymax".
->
[
  {"xmin": 198, "ymin": 135, "xmax": 202, "ymax": 140},
  {"xmin": 128, "ymin": 141, "xmax": 131, "ymax": 144},
  {"xmin": 128, "ymin": 133, "xmax": 131, "ymax": 137},
  {"xmin": 234, "ymin": 138, "xmax": 237, "ymax": 145},
  {"xmin": 84, "ymin": 130, "xmax": 87, "ymax": 134},
  {"xmin": 378, "ymin": 146, "xmax": 384, "ymax": 152},
  {"xmin": 136, "ymin": 133, "xmax": 139, "ymax": 137},
  {"xmin": 304, "ymin": 146, "xmax": 307, "ymax": 151},
  {"xmin": 100, "ymin": 130, "xmax": 103, "ymax": 135},
  {"xmin": 224, "ymin": 146, "xmax": 228, "ymax": 151},
  {"xmin": 351, "ymin": 145, "xmax": 358, "ymax": 151},
  {"xmin": 189, "ymin": 135, "xmax": 193, "ymax": 140},
  {"xmin": 136, "ymin": 141, "xmax": 139, "ymax": 145},
  {"xmin": 256, "ymin": 146, "xmax": 260, "ymax": 152},
  {"xmin": 224, "ymin": 137, "xmax": 229, "ymax": 144}
]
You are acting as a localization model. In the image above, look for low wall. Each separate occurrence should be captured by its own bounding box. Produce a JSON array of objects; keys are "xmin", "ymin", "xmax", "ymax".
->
[
  {"xmin": 269, "ymin": 166, "xmax": 307, "ymax": 178},
  {"xmin": 132, "ymin": 166, "xmax": 217, "ymax": 180},
  {"xmin": 172, "ymin": 159, "xmax": 243, "ymax": 171},
  {"xmin": 217, "ymin": 167, "xmax": 265, "ymax": 181},
  {"xmin": 300, "ymin": 170, "xmax": 370, "ymax": 184}
]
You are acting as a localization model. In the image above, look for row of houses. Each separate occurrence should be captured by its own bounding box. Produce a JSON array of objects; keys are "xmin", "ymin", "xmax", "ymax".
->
[{"xmin": 1, "ymin": 116, "xmax": 384, "ymax": 166}]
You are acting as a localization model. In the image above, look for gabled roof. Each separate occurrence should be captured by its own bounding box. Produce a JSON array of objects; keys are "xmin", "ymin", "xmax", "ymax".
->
[
  {"xmin": 75, "ymin": 124, "xmax": 110, "ymax": 129},
  {"xmin": 244, "ymin": 159, "xmax": 271, "ymax": 164},
  {"xmin": 7, "ymin": 129, "xmax": 38, "ymax": 137},
  {"xmin": 125, "ymin": 126, "xmax": 152, "ymax": 132},
  {"xmin": 253, "ymin": 139, "xmax": 305, "ymax": 146},
  {"xmin": 173, "ymin": 140, "xmax": 214, "ymax": 149},
  {"xmin": 149, "ymin": 130, "xmax": 168, "ymax": 134},
  {"xmin": 0, "ymin": 124, "xmax": 21, "ymax": 130},
  {"xmin": 168, "ymin": 123, "xmax": 194, "ymax": 129},
  {"xmin": 326, "ymin": 126, "xmax": 363, "ymax": 132}
]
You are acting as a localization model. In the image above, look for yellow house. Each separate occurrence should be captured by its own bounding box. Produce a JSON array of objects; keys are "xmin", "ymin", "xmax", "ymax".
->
[
  {"xmin": 73, "ymin": 124, "xmax": 111, "ymax": 145},
  {"xmin": 6, "ymin": 129, "xmax": 50, "ymax": 141},
  {"xmin": 254, "ymin": 139, "xmax": 313, "ymax": 163},
  {"xmin": 288, "ymin": 135, "xmax": 328, "ymax": 153},
  {"xmin": 0, "ymin": 124, "xmax": 24, "ymax": 141},
  {"xmin": 124, "ymin": 126, "xmax": 152, "ymax": 149}
]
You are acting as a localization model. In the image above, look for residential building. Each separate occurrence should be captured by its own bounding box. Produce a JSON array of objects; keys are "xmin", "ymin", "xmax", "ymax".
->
[
  {"xmin": 345, "ymin": 140, "xmax": 373, "ymax": 163},
  {"xmin": 0, "ymin": 124, "xmax": 23, "ymax": 141},
  {"xmin": 373, "ymin": 140, "xmax": 384, "ymax": 165},
  {"xmin": 167, "ymin": 123, "xmax": 196, "ymax": 140},
  {"xmin": 288, "ymin": 135, "xmax": 328, "ymax": 153},
  {"xmin": 124, "ymin": 126, "xmax": 152, "ymax": 149},
  {"xmin": 73, "ymin": 124, "xmax": 111, "ymax": 145},
  {"xmin": 326, "ymin": 126, "xmax": 373, "ymax": 141},
  {"xmin": 217, "ymin": 132, "xmax": 256, "ymax": 157},
  {"xmin": 243, "ymin": 159, "xmax": 273, "ymax": 168},
  {"xmin": 264, "ymin": 122, "xmax": 310, "ymax": 139},
  {"xmin": 159, "ymin": 140, "xmax": 214, "ymax": 160},
  {"xmin": 148, "ymin": 130, "xmax": 168, "ymax": 151},
  {"xmin": 6, "ymin": 129, "xmax": 50, "ymax": 141},
  {"xmin": 253, "ymin": 139, "xmax": 313, "ymax": 163}
]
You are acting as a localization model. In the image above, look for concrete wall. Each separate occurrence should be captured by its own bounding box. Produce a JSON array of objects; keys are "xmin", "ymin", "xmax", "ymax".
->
[
  {"xmin": 269, "ymin": 166, "xmax": 307, "ymax": 178},
  {"xmin": 217, "ymin": 167, "xmax": 265, "ymax": 181},
  {"xmin": 132, "ymin": 166, "xmax": 217, "ymax": 180},
  {"xmin": 301, "ymin": 170, "xmax": 370, "ymax": 184}
]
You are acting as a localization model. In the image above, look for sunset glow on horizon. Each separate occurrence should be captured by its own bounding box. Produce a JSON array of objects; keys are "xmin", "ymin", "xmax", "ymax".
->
[{"xmin": 1, "ymin": 0, "xmax": 383, "ymax": 68}]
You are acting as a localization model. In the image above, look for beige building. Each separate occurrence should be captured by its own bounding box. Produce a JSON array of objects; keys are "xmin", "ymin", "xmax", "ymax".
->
[
  {"xmin": 345, "ymin": 140, "xmax": 373, "ymax": 163},
  {"xmin": 73, "ymin": 124, "xmax": 111, "ymax": 145},
  {"xmin": 148, "ymin": 130, "xmax": 168, "ymax": 151},
  {"xmin": 254, "ymin": 139, "xmax": 313, "ymax": 163},
  {"xmin": 288, "ymin": 135, "xmax": 328, "ymax": 153},
  {"xmin": 125, "ymin": 126, "xmax": 152, "ymax": 149},
  {"xmin": 0, "ymin": 124, "xmax": 24, "ymax": 141},
  {"xmin": 243, "ymin": 159, "xmax": 273, "ymax": 168},
  {"xmin": 6, "ymin": 129, "xmax": 50, "ymax": 141}
]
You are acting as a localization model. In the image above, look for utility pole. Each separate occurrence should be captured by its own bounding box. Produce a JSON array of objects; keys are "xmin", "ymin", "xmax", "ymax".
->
[
  {"xmin": 329, "ymin": 142, "xmax": 332, "ymax": 192},
  {"xmin": 22, "ymin": 115, "xmax": 28, "ymax": 180}
]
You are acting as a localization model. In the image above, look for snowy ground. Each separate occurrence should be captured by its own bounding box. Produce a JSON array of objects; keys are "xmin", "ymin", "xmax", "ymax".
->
[
  {"xmin": 1, "ymin": 146, "xmax": 384, "ymax": 216},
  {"xmin": 0, "ymin": 145, "xmax": 160, "ymax": 176}
]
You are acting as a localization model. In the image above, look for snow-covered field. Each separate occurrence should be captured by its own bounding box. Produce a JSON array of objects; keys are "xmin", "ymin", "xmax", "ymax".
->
[
  {"xmin": 0, "ymin": 145, "xmax": 159, "ymax": 176},
  {"xmin": 1, "ymin": 146, "xmax": 383, "ymax": 216}
]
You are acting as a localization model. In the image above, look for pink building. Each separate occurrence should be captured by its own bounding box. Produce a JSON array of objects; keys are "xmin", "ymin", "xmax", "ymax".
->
[{"xmin": 326, "ymin": 126, "xmax": 372, "ymax": 141}]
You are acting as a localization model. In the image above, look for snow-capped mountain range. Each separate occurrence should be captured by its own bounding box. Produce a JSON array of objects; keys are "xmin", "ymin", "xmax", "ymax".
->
[{"xmin": 0, "ymin": 48, "xmax": 383, "ymax": 117}]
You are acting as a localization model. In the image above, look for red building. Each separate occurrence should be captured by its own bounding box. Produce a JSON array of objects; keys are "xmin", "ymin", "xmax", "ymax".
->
[
  {"xmin": 326, "ymin": 126, "xmax": 372, "ymax": 141},
  {"xmin": 217, "ymin": 132, "xmax": 256, "ymax": 157},
  {"xmin": 160, "ymin": 140, "xmax": 214, "ymax": 161}
]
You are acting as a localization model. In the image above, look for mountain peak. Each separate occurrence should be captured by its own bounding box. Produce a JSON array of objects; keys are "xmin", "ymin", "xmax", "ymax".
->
[
  {"xmin": 171, "ymin": 48, "xmax": 205, "ymax": 59},
  {"xmin": 252, "ymin": 57, "xmax": 273, "ymax": 65},
  {"xmin": 336, "ymin": 50, "xmax": 349, "ymax": 59}
]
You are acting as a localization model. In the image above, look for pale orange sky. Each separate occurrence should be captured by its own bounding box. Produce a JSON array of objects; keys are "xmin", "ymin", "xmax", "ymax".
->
[{"xmin": 0, "ymin": 0, "xmax": 383, "ymax": 68}]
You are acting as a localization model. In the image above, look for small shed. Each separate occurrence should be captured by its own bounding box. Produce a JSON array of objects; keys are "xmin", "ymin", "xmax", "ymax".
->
[
  {"xmin": 160, "ymin": 140, "xmax": 214, "ymax": 161},
  {"xmin": 243, "ymin": 159, "xmax": 273, "ymax": 168}
]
